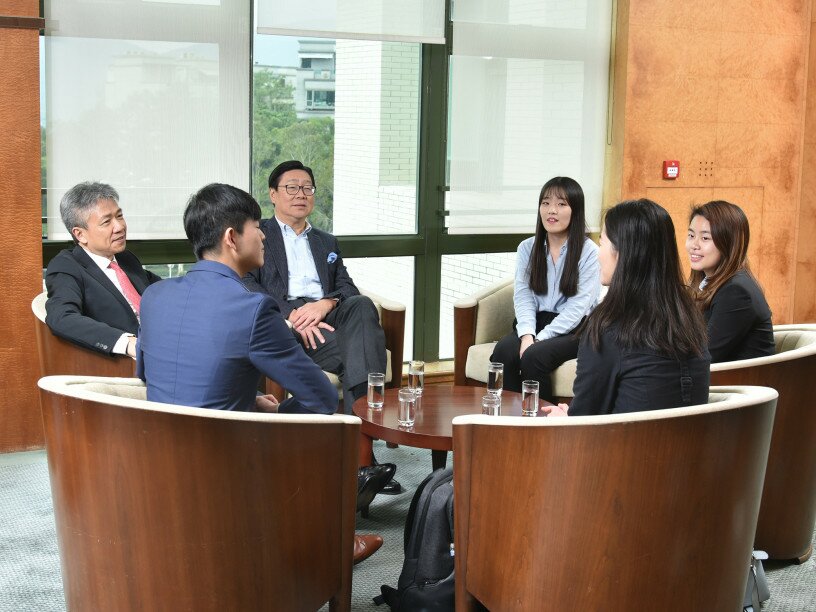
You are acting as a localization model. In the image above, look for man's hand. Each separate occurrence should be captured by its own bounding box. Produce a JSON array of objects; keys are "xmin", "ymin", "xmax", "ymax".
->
[
  {"xmin": 519, "ymin": 334, "xmax": 535, "ymax": 358},
  {"xmin": 288, "ymin": 299, "xmax": 336, "ymax": 331},
  {"xmin": 255, "ymin": 393, "xmax": 280, "ymax": 412},
  {"xmin": 542, "ymin": 402, "xmax": 570, "ymax": 417},
  {"xmin": 296, "ymin": 321, "xmax": 335, "ymax": 350},
  {"xmin": 126, "ymin": 335, "xmax": 138, "ymax": 359}
]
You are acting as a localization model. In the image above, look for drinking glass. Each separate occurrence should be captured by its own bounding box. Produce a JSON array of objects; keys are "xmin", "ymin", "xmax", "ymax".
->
[
  {"xmin": 408, "ymin": 360, "xmax": 425, "ymax": 396},
  {"xmin": 398, "ymin": 388, "xmax": 417, "ymax": 427},
  {"xmin": 487, "ymin": 362, "xmax": 504, "ymax": 396},
  {"xmin": 367, "ymin": 372, "xmax": 385, "ymax": 410},
  {"xmin": 481, "ymin": 394, "xmax": 501, "ymax": 416},
  {"xmin": 521, "ymin": 380, "xmax": 540, "ymax": 417}
]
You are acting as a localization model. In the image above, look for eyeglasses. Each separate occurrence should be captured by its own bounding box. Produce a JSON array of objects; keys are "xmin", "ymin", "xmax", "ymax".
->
[{"xmin": 281, "ymin": 184, "xmax": 316, "ymax": 196}]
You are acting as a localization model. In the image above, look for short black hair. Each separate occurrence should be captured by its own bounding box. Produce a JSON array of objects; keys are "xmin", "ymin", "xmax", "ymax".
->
[
  {"xmin": 183, "ymin": 183, "xmax": 261, "ymax": 260},
  {"xmin": 268, "ymin": 160, "xmax": 316, "ymax": 189}
]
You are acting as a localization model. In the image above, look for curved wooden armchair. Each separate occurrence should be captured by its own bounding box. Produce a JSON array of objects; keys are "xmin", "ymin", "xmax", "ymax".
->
[
  {"xmin": 453, "ymin": 279, "xmax": 576, "ymax": 400},
  {"xmin": 453, "ymin": 386, "xmax": 778, "ymax": 612},
  {"xmin": 32, "ymin": 291, "xmax": 134, "ymax": 378},
  {"xmin": 38, "ymin": 375, "xmax": 360, "ymax": 612},
  {"xmin": 710, "ymin": 324, "xmax": 816, "ymax": 562},
  {"xmin": 264, "ymin": 287, "xmax": 406, "ymax": 400}
]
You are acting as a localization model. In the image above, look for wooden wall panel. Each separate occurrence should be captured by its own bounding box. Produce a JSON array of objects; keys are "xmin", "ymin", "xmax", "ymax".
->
[
  {"xmin": 0, "ymin": 0, "xmax": 45, "ymax": 451},
  {"xmin": 613, "ymin": 0, "xmax": 812, "ymax": 325},
  {"xmin": 794, "ymin": 15, "xmax": 816, "ymax": 322}
]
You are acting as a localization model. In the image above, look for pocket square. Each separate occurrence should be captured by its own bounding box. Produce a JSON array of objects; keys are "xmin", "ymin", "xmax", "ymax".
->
[{"xmin": 327, "ymin": 252, "xmax": 338, "ymax": 264}]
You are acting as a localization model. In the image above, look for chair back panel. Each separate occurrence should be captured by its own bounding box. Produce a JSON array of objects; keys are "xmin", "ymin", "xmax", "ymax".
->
[
  {"xmin": 774, "ymin": 330, "xmax": 816, "ymax": 353},
  {"xmin": 453, "ymin": 392, "xmax": 776, "ymax": 611},
  {"xmin": 711, "ymin": 340, "xmax": 816, "ymax": 561},
  {"xmin": 39, "ymin": 379, "xmax": 358, "ymax": 611},
  {"xmin": 473, "ymin": 283, "xmax": 514, "ymax": 345},
  {"xmin": 33, "ymin": 292, "xmax": 134, "ymax": 378}
]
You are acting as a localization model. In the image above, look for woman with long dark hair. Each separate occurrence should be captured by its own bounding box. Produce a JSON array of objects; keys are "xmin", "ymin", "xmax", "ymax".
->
[
  {"xmin": 491, "ymin": 176, "xmax": 600, "ymax": 401},
  {"xmin": 686, "ymin": 200, "xmax": 774, "ymax": 362},
  {"xmin": 555, "ymin": 199, "xmax": 710, "ymax": 416}
]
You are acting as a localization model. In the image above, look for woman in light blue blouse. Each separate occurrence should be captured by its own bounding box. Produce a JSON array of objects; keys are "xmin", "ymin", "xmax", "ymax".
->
[{"xmin": 491, "ymin": 176, "xmax": 600, "ymax": 400}]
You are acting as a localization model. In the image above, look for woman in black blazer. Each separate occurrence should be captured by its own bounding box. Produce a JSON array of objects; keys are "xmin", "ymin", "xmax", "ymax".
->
[
  {"xmin": 686, "ymin": 201, "xmax": 775, "ymax": 363},
  {"xmin": 548, "ymin": 199, "xmax": 711, "ymax": 417}
]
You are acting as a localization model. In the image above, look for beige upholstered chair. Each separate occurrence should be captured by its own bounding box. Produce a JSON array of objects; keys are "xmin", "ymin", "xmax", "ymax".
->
[
  {"xmin": 453, "ymin": 279, "xmax": 577, "ymax": 400},
  {"xmin": 264, "ymin": 287, "xmax": 406, "ymax": 401},
  {"xmin": 710, "ymin": 324, "xmax": 816, "ymax": 562},
  {"xmin": 38, "ymin": 375, "xmax": 360, "ymax": 612},
  {"xmin": 32, "ymin": 291, "xmax": 135, "ymax": 378},
  {"xmin": 452, "ymin": 386, "xmax": 778, "ymax": 611}
]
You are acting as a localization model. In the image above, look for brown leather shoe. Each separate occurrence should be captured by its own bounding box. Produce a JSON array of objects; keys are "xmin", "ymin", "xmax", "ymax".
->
[{"xmin": 353, "ymin": 533, "xmax": 383, "ymax": 565}]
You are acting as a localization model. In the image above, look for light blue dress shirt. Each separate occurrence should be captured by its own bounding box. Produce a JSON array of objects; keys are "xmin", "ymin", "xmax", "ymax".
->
[
  {"xmin": 275, "ymin": 217, "xmax": 324, "ymax": 300},
  {"xmin": 513, "ymin": 236, "xmax": 600, "ymax": 341}
]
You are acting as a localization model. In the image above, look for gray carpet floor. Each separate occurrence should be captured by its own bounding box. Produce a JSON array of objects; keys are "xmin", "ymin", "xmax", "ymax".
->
[{"xmin": 1, "ymin": 443, "xmax": 814, "ymax": 611}]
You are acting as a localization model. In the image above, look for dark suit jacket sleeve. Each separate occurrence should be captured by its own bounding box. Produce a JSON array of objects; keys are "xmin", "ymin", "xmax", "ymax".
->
[
  {"xmin": 45, "ymin": 255, "xmax": 128, "ymax": 355},
  {"xmin": 568, "ymin": 332, "xmax": 621, "ymax": 416},
  {"xmin": 323, "ymin": 234, "xmax": 360, "ymax": 302},
  {"xmin": 248, "ymin": 297, "xmax": 338, "ymax": 414},
  {"xmin": 706, "ymin": 281, "xmax": 757, "ymax": 362}
]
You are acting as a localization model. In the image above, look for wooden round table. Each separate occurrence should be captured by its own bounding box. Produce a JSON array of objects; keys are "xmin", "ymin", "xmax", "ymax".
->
[{"xmin": 352, "ymin": 385, "xmax": 551, "ymax": 470}]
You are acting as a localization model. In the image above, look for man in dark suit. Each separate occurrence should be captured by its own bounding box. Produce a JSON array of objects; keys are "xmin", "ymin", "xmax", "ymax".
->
[
  {"xmin": 243, "ymin": 160, "xmax": 387, "ymax": 415},
  {"xmin": 137, "ymin": 183, "xmax": 382, "ymax": 562},
  {"xmin": 45, "ymin": 182, "xmax": 161, "ymax": 357}
]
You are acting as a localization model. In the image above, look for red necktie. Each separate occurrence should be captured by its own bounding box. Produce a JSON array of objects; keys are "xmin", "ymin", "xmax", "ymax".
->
[{"xmin": 109, "ymin": 261, "xmax": 142, "ymax": 313}]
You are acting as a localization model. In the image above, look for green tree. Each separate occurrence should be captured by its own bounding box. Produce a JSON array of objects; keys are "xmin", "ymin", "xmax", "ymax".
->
[{"xmin": 251, "ymin": 69, "xmax": 335, "ymax": 231}]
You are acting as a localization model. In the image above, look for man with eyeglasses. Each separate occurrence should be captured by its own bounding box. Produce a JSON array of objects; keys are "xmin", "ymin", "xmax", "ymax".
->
[
  {"xmin": 244, "ymin": 160, "xmax": 388, "ymax": 415},
  {"xmin": 244, "ymin": 160, "xmax": 401, "ymax": 498}
]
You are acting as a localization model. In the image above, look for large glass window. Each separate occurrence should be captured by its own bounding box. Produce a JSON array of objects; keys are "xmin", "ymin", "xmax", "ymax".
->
[
  {"xmin": 445, "ymin": 0, "xmax": 612, "ymax": 234},
  {"xmin": 43, "ymin": 0, "xmax": 250, "ymax": 240},
  {"xmin": 252, "ymin": 34, "xmax": 422, "ymax": 236}
]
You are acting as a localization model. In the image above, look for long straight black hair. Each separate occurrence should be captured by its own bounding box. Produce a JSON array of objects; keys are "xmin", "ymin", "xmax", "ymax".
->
[
  {"xmin": 527, "ymin": 176, "xmax": 587, "ymax": 296},
  {"xmin": 582, "ymin": 199, "xmax": 707, "ymax": 359}
]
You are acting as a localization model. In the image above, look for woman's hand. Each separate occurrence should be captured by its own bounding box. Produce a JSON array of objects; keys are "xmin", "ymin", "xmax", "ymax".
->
[
  {"xmin": 543, "ymin": 402, "xmax": 569, "ymax": 417},
  {"xmin": 519, "ymin": 334, "xmax": 535, "ymax": 358}
]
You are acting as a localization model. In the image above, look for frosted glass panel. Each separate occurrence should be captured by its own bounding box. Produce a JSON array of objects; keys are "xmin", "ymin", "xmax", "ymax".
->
[
  {"xmin": 44, "ymin": 0, "xmax": 249, "ymax": 240},
  {"xmin": 453, "ymin": 0, "xmax": 588, "ymax": 29},
  {"xmin": 447, "ymin": 0, "xmax": 612, "ymax": 234},
  {"xmin": 344, "ymin": 256, "xmax": 415, "ymax": 361},
  {"xmin": 439, "ymin": 252, "xmax": 515, "ymax": 359},
  {"xmin": 256, "ymin": 0, "xmax": 445, "ymax": 44}
]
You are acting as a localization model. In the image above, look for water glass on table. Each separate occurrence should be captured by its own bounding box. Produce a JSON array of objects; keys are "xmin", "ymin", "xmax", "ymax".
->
[
  {"xmin": 367, "ymin": 372, "xmax": 385, "ymax": 410},
  {"xmin": 398, "ymin": 388, "xmax": 417, "ymax": 427},
  {"xmin": 487, "ymin": 362, "xmax": 504, "ymax": 396},
  {"xmin": 408, "ymin": 360, "xmax": 425, "ymax": 396},
  {"xmin": 521, "ymin": 380, "xmax": 539, "ymax": 417},
  {"xmin": 481, "ymin": 393, "xmax": 501, "ymax": 416}
]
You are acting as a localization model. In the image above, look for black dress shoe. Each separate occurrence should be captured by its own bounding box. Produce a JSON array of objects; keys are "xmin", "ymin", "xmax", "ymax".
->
[
  {"xmin": 357, "ymin": 464, "xmax": 395, "ymax": 517},
  {"xmin": 371, "ymin": 456, "xmax": 402, "ymax": 496},
  {"xmin": 380, "ymin": 478, "xmax": 402, "ymax": 495}
]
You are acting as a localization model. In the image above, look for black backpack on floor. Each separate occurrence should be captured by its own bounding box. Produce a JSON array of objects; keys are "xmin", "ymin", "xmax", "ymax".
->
[{"xmin": 374, "ymin": 468, "xmax": 455, "ymax": 612}]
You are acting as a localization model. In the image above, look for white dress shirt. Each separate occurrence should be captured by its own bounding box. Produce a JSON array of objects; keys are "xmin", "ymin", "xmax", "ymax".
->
[{"xmin": 275, "ymin": 217, "xmax": 324, "ymax": 300}]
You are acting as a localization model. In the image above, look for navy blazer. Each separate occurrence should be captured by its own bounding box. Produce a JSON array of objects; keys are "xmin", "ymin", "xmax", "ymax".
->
[
  {"xmin": 243, "ymin": 218, "xmax": 359, "ymax": 317},
  {"xmin": 45, "ymin": 246, "xmax": 161, "ymax": 354},
  {"xmin": 137, "ymin": 260, "xmax": 337, "ymax": 414},
  {"xmin": 705, "ymin": 270, "xmax": 775, "ymax": 363}
]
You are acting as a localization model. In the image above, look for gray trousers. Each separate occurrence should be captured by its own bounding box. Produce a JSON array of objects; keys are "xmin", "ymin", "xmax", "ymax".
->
[{"xmin": 290, "ymin": 295, "xmax": 387, "ymax": 414}]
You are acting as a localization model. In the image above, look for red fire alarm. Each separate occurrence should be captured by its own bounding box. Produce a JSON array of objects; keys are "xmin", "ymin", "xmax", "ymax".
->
[{"xmin": 663, "ymin": 160, "xmax": 679, "ymax": 179}]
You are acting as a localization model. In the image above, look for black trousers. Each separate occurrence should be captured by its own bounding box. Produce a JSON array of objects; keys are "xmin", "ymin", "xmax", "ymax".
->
[
  {"xmin": 490, "ymin": 311, "xmax": 580, "ymax": 401},
  {"xmin": 289, "ymin": 294, "xmax": 386, "ymax": 414}
]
